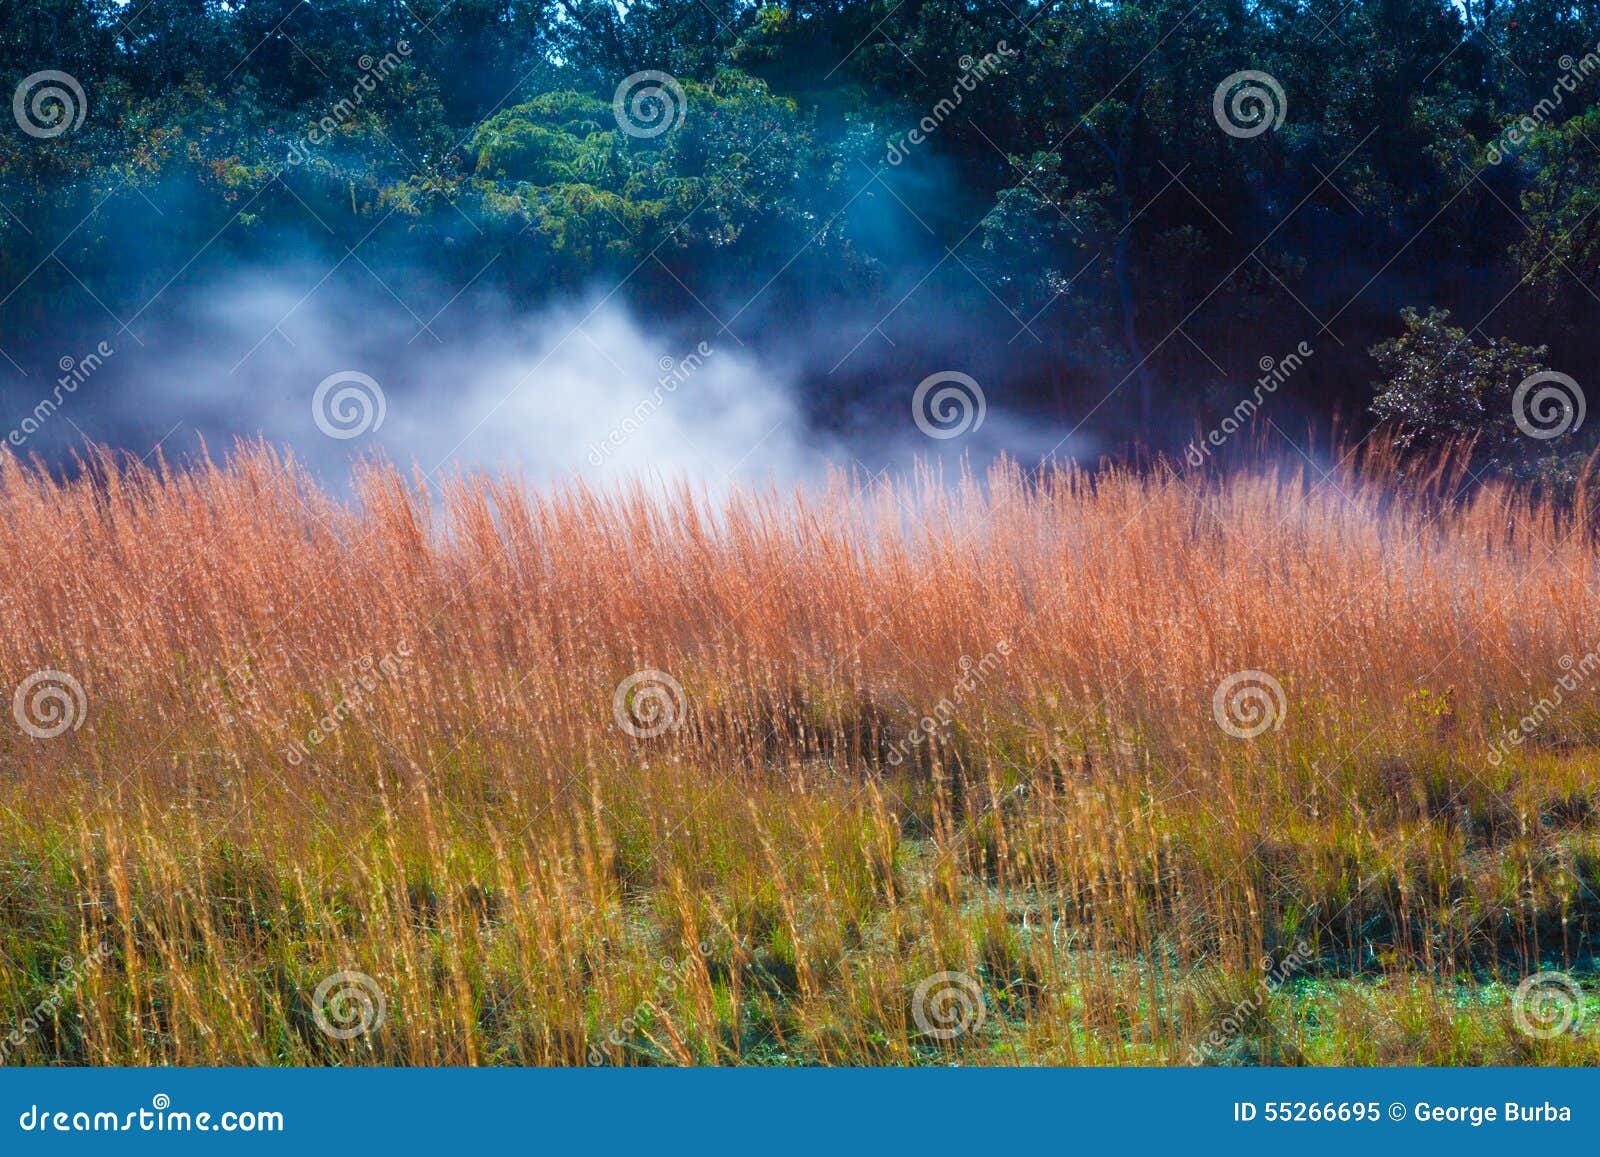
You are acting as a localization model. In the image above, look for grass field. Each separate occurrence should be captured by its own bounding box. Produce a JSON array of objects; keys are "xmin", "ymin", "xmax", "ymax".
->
[{"xmin": 1, "ymin": 439, "xmax": 1598, "ymax": 1065}]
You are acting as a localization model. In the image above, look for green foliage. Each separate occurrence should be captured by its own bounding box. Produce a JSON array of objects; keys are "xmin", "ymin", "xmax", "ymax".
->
[
  {"xmin": 464, "ymin": 72, "xmax": 830, "ymax": 278},
  {"xmin": 1369, "ymin": 307, "xmax": 1589, "ymax": 480},
  {"xmin": 474, "ymin": 92, "xmax": 617, "ymax": 187},
  {"xmin": 1, "ymin": 0, "xmax": 1599, "ymax": 459},
  {"xmin": 1510, "ymin": 106, "xmax": 1600, "ymax": 296}
]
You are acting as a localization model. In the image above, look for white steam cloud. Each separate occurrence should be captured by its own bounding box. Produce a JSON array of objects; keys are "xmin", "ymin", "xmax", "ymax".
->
[
  {"xmin": 21, "ymin": 263, "xmax": 1088, "ymax": 487},
  {"xmin": 106, "ymin": 270, "xmax": 832, "ymax": 488}
]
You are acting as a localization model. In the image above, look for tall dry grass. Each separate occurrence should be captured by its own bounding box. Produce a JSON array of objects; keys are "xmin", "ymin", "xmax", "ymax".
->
[{"xmin": 0, "ymin": 438, "xmax": 1598, "ymax": 1065}]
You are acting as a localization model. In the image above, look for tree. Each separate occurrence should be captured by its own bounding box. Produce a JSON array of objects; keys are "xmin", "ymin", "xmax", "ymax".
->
[{"xmin": 1369, "ymin": 306, "xmax": 1588, "ymax": 477}]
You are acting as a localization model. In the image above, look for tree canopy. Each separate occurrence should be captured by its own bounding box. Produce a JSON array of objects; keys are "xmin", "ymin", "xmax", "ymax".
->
[{"xmin": 3, "ymin": 0, "xmax": 1600, "ymax": 464}]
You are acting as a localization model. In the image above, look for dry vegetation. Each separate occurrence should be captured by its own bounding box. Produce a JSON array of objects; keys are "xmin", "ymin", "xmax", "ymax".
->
[{"xmin": 1, "ymin": 438, "xmax": 1599, "ymax": 1065}]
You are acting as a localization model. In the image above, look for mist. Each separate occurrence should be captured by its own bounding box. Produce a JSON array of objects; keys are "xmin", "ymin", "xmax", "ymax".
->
[{"xmin": 3, "ymin": 258, "xmax": 1093, "ymax": 492}]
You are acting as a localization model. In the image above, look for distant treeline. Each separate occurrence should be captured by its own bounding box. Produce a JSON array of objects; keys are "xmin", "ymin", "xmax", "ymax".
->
[{"xmin": 3, "ymin": 0, "xmax": 1600, "ymax": 463}]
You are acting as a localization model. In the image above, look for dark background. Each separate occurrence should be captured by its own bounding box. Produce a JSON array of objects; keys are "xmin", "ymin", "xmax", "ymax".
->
[{"xmin": 1, "ymin": 0, "xmax": 1597, "ymax": 480}]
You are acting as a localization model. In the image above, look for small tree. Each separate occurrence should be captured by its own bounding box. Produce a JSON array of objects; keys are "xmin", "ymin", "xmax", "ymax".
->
[{"xmin": 1369, "ymin": 307, "xmax": 1587, "ymax": 478}]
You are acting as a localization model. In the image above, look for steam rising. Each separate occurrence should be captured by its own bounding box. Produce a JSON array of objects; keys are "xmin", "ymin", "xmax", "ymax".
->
[{"xmin": 7, "ymin": 261, "xmax": 1087, "ymax": 487}]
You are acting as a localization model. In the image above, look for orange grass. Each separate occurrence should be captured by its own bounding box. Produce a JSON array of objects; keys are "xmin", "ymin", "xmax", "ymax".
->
[{"xmin": 0, "ymin": 438, "xmax": 1598, "ymax": 1065}]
